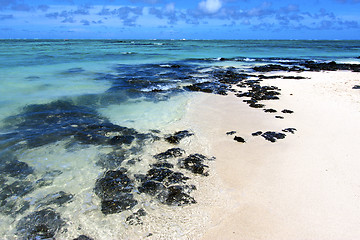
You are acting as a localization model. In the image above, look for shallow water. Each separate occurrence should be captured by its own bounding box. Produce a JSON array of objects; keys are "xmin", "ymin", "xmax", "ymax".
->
[{"xmin": 1, "ymin": 39, "xmax": 360, "ymax": 239}]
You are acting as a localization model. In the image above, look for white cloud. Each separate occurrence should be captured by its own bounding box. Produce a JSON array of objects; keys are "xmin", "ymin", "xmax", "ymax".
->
[
  {"xmin": 165, "ymin": 3, "xmax": 175, "ymax": 13},
  {"xmin": 198, "ymin": 0, "xmax": 222, "ymax": 14}
]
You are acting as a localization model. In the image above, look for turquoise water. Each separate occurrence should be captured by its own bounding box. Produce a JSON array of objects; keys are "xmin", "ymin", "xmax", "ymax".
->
[{"xmin": 0, "ymin": 40, "xmax": 359, "ymax": 239}]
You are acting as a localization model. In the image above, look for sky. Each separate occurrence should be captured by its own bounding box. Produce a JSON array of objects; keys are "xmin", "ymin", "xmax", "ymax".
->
[{"xmin": 0, "ymin": 0, "xmax": 360, "ymax": 39}]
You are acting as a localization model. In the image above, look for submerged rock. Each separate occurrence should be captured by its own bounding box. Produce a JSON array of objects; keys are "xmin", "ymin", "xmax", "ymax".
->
[
  {"xmin": 0, "ymin": 181, "xmax": 34, "ymax": 207},
  {"xmin": 96, "ymin": 151, "xmax": 127, "ymax": 169},
  {"xmin": 178, "ymin": 154, "xmax": 210, "ymax": 176},
  {"xmin": 38, "ymin": 191, "xmax": 74, "ymax": 207},
  {"xmin": 153, "ymin": 148, "xmax": 185, "ymax": 160},
  {"xmin": 261, "ymin": 131, "xmax": 286, "ymax": 142},
  {"xmin": 94, "ymin": 169, "xmax": 138, "ymax": 214},
  {"xmin": 161, "ymin": 185, "xmax": 196, "ymax": 206},
  {"xmin": 165, "ymin": 130, "xmax": 194, "ymax": 144},
  {"xmin": 16, "ymin": 208, "xmax": 65, "ymax": 240}
]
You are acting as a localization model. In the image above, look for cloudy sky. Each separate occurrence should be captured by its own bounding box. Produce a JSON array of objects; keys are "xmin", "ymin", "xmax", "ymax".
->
[{"xmin": 0, "ymin": 0, "xmax": 359, "ymax": 39}]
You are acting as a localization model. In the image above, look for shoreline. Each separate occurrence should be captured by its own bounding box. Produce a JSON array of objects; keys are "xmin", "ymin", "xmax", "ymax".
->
[{"xmin": 183, "ymin": 70, "xmax": 360, "ymax": 239}]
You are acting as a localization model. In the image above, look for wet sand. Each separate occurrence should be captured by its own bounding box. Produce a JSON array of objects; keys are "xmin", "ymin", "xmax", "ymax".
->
[{"xmin": 184, "ymin": 71, "xmax": 360, "ymax": 240}]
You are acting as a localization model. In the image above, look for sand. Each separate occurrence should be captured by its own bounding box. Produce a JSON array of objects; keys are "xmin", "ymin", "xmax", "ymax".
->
[{"xmin": 184, "ymin": 70, "xmax": 360, "ymax": 240}]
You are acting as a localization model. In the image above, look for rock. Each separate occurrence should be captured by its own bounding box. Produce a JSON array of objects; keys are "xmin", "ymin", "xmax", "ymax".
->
[
  {"xmin": 252, "ymin": 131, "xmax": 263, "ymax": 136},
  {"xmin": 3, "ymin": 100, "xmax": 146, "ymax": 152},
  {"xmin": 96, "ymin": 152, "xmax": 127, "ymax": 169},
  {"xmin": 94, "ymin": 169, "xmax": 138, "ymax": 214},
  {"xmin": 234, "ymin": 136, "xmax": 246, "ymax": 143},
  {"xmin": 282, "ymin": 128, "xmax": 297, "ymax": 134},
  {"xmin": 275, "ymin": 116, "xmax": 284, "ymax": 119},
  {"xmin": 253, "ymin": 64, "xmax": 291, "ymax": 72},
  {"xmin": 282, "ymin": 76, "xmax": 307, "ymax": 79},
  {"xmin": 108, "ymin": 135, "xmax": 135, "ymax": 145},
  {"xmin": 100, "ymin": 194, "xmax": 138, "ymax": 214},
  {"xmin": 138, "ymin": 180, "xmax": 166, "ymax": 196},
  {"xmin": 0, "ymin": 152, "xmax": 34, "ymax": 179},
  {"xmin": 249, "ymin": 103, "xmax": 265, "ymax": 108},
  {"xmin": 153, "ymin": 148, "xmax": 185, "ymax": 160},
  {"xmin": 261, "ymin": 131, "xmax": 286, "ymax": 142},
  {"xmin": 74, "ymin": 235, "xmax": 94, "ymax": 240},
  {"xmin": 226, "ymin": 131, "xmax": 236, "ymax": 135},
  {"xmin": 178, "ymin": 154, "xmax": 210, "ymax": 176},
  {"xmin": 1, "ymin": 181, "xmax": 34, "ymax": 206},
  {"xmin": 35, "ymin": 170, "xmax": 62, "ymax": 188},
  {"xmin": 165, "ymin": 130, "xmax": 194, "ymax": 144},
  {"xmin": 16, "ymin": 208, "xmax": 65, "ymax": 240},
  {"xmin": 352, "ymin": 85, "xmax": 360, "ymax": 89},
  {"xmin": 302, "ymin": 61, "xmax": 360, "ymax": 72},
  {"xmin": 0, "ymin": 199, "xmax": 30, "ymax": 216},
  {"xmin": 151, "ymin": 162, "xmax": 174, "ymax": 169},
  {"xmin": 39, "ymin": 191, "xmax": 74, "ymax": 207},
  {"xmin": 162, "ymin": 185, "xmax": 196, "ymax": 206},
  {"xmin": 145, "ymin": 167, "xmax": 189, "ymax": 186},
  {"xmin": 281, "ymin": 109, "xmax": 294, "ymax": 114},
  {"xmin": 126, "ymin": 208, "xmax": 147, "ymax": 225},
  {"xmin": 264, "ymin": 108, "xmax": 277, "ymax": 113}
]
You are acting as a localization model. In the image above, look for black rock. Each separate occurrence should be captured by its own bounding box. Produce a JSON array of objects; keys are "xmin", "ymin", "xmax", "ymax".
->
[
  {"xmin": 1, "ymin": 181, "xmax": 34, "ymax": 206},
  {"xmin": 0, "ymin": 153, "xmax": 34, "ymax": 179},
  {"xmin": 261, "ymin": 131, "xmax": 286, "ymax": 142},
  {"xmin": 352, "ymin": 85, "xmax": 360, "ymax": 89},
  {"xmin": 226, "ymin": 131, "xmax": 236, "ymax": 135},
  {"xmin": 302, "ymin": 61, "xmax": 360, "ymax": 72},
  {"xmin": 253, "ymin": 64, "xmax": 291, "ymax": 72},
  {"xmin": 39, "ymin": 191, "xmax": 74, "ymax": 207},
  {"xmin": 234, "ymin": 136, "xmax": 246, "ymax": 143},
  {"xmin": 138, "ymin": 180, "xmax": 166, "ymax": 196},
  {"xmin": 264, "ymin": 108, "xmax": 277, "ymax": 113},
  {"xmin": 249, "ymin": 103, "xmax": 265, "ymax": 108},
  {"xmin": 275, "ymin": 116, "xmax": 284, "ymax": 119},
  {"xmin": 74, "ymin": 235, "xmax": 94, "ymax": 240},
  {"xmin": 162, "ymin": 185, "xmax": 196, "ymax": 206},
  {"xmin": 94, "ymin": 169, "xmax": 138, "ymax": 214},
  {"xmin": 282, "ymin": 76, "xmax": 307, "ymax": 80},
  {"xmin": 282, "ymin": 128, "xmax": 297, "ymax": 134},
  {"xmin": 154, "ymin": 148, "xmax": 185, "ymax": 160},
  {"xmin": 151, "ymin": 162, "xmax": 174, "ymax": 169},
  {"xmin": 252, "ymin": 131, "xmax": 263, "ymax": 136},
  {"xmin": 281, "ymin": 109, "xmax": 294, "ymax": 114},
  {"xmin": 108, "ymin": 135, "xmax": 135, "ymax": 145},
  {"xmin": 165, "ymin": 130, "xmax": 194, "ymax": 144},
  {"xmin": 178, "ymin": 154, "xmax": 209, "ymax": 176},
  {"xmin": 16, "ymin": 208, "xmax": 65, "ymax": 240},
  {"xmin": 146, "ymin": 167, "xmax": 189, "ymax": 185},
  {"xmin": 96, "ymin": 152, "xmax": 127, "ymax": 169},
  {"xmin": 126, "ymin": 208, "xmax": 147, "ymax": 225},
  {"xmin": 101, "ymin": 193, "xmax": 138, "ymax": 214},
  {"xmin": 0, "ymin": 199, "xmax": 30, "ymax": 216}
]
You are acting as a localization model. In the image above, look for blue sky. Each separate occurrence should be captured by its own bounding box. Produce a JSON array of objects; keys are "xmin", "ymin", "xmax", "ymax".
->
[{"xmin": 0, "ymin": 0, "xmax": 359, "ymax": 39}]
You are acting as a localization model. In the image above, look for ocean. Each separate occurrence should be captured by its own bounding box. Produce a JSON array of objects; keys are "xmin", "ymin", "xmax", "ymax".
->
[{"xmin": 0, "ymin": 40, "xmax": 359, "ymax": 239}]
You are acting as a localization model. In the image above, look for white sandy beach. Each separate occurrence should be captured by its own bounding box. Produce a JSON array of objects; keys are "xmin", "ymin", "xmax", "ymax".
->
[{"xmin": 183, "ymin": 70, "xmax": 360, "ymax": 240}]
